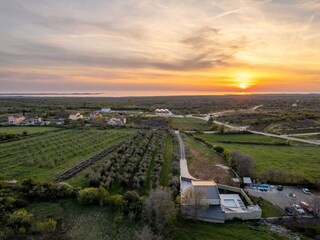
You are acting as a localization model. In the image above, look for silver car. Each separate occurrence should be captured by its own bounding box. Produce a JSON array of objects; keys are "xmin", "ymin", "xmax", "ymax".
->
[{"xmin": 292, "ymin": 204, "xmax": 305, "ymax": 215}]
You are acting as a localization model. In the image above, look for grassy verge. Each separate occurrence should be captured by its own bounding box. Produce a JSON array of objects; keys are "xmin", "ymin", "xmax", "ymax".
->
[
  {"xmin": 181, "ymin": 134, "xmax": 233, "ymax": 184},
  {"xmin": 249, "ymin": 195, "xmax": 284, "ymax": 218},
  {"xmin": 172, "ymin": 219, "xmax": 288, "ymax": 240},
  {"xmin": 160, "ymin": 134, "xmax": 174, "ymax": 186}
]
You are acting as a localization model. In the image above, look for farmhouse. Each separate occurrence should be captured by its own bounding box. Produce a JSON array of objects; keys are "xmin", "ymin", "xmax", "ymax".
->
[
  {"xmin": 89, "ymin": 111, "xmax": 102, "ymax": 120},
  {"xmin": 69, "ymin": 111, "xmax": 83, "ymax": 121},
  {"xmin": 8, "ymin": 114, "xmax": 25, "ymax": 125},
  {"xmin": 106, "ymin": 114, "xmax": 126, "ymax": 126},
  {"xmin": 22, "ymin": 115, "xmax": 42, "ymax": 125},
  {"xmin": 155, "ymin": 108, "xmax": 172, "ymax": 116}
]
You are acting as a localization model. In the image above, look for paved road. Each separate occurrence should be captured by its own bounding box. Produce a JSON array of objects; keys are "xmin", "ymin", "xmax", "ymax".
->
[
  {"xmin": 175, "ymin": 131, "xmax": 196, "ymax": 180},
  {"xmin": 212, "ymin": 120, "xmax": 320, "ymax": 146},
  {"xmin": 249, "ymin": 130, "xmax": 320, "ymax": 146}
]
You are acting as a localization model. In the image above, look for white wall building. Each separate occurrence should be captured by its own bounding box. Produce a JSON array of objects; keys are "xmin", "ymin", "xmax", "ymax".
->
[{"xmin": 8, "ymin": 115, "xmax": 25, "ymax": 125}]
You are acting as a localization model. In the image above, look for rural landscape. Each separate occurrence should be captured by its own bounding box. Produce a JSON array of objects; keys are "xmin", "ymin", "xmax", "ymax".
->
[
  {"xmin": 1, "ymin": 0, "xmax": 320, "ymax": 239},
  {"xmin": 0, "ymin": 94, "xmax": 319, "ymax": 240}
]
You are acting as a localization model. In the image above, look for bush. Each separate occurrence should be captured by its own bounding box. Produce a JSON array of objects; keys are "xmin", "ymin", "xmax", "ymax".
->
[
  {"xmin": 77, "ymin": 187, "xmax": 101, "ymax": 205},
  {"xmin": 32, "ymin": 218, "xmax": 57, "ymax": 233}
]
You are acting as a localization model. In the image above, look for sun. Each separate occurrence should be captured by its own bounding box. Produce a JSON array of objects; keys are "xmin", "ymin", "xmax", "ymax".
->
[
  {"xmin": 240, "ymin": 83, "xmax": 247, "ymax": 89},
  {"xmin": 235, "ymin": 72, "xmax": 252, "ymax": 90}
]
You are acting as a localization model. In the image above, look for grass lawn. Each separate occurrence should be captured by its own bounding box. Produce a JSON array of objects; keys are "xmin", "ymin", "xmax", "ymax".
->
[
  {"xmin": 193, "ymin": 133, "xmax": 320, "ymax": 181},
  {"xmin": 170, "ymin": 117, "xmax": 209, "ymax": 131},
  {"xmin": 172, "ymin": 219, "xmax": 288, "ymax": 240},
  {"xmin": 249, "ymin": 195, "xmax": 284, "ymax": 218},
  {"xmin": 0, "ymin": 129, "xmax": 135, "ymax": 181},
  {"xmin": 160, "ymin": 133, "xmax": 175, "ymax": 186},
  {"xmin": 0, "ymin": 126, "xmax": 58, "ymax": 135},
  {"xmin": 182, "ymin": 134, "xmax": 233, "ymax": 185}
]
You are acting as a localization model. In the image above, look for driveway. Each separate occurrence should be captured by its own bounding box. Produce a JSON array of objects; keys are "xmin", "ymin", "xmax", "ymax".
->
[
  {"xmin": 175, "ymin": 131, "xmax": 196, "ymax": 180},
  {"xmin": 247, "ymin": 185, "xmax": 315, "ymax": 211}
]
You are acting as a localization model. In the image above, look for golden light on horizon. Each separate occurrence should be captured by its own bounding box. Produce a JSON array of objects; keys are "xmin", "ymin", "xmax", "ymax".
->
[
  {"xmin": 240, "ymin": 83, "xmax": 248, "ymax": 89},
  {"xmin": 235, "ymin": 72, "xmax": 253, "ymax": 90}
]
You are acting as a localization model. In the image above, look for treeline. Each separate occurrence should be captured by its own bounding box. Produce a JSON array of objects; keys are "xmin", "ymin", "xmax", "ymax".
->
[{"xmin": 0, "ymin": 179, "xmax": 178, "ymax": 239}]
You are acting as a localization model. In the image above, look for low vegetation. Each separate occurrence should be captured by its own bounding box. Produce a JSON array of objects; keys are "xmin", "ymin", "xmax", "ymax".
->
[
  {"xmin": 193, "ymin": 133, "xmax": 320, "ymax": 185},
  {"xmin": 172, "ymin": 219, "xmax": 289, "ymax": 240},
  {"xmin": 0, "ymin": 129, "xmax": 134, "ymax": 181},
  {"xmin": 170, "ymin": 117, "xmax": 209, "ymax": 131}
]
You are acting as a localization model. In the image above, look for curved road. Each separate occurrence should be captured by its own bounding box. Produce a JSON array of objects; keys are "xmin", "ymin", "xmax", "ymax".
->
[{"xmin": 175, "ymin": 131, "xmax": 196, "ymax": 180}]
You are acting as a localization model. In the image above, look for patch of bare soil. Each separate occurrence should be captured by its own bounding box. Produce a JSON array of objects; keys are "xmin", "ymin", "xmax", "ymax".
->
[{"xmin": 188, "ymin": 148, "xmax": 236, "ymax": 186}]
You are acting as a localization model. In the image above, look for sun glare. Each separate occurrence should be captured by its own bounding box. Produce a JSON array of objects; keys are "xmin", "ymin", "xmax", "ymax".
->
[
  {"xmin": 235, "ymin": 72, "xmax": 253, "ymax": 90},
  {"xmin": 240, "ymin": 83, "xmax": 247, "ymax": 89}
]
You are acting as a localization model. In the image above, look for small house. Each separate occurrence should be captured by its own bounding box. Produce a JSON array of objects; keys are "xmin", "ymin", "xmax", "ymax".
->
[
  {"xmin": 89, "ymin": 111, "xmax": 102, "ymax": 120},
  {"xmin": 22, "ymin": 115, "xmax": 42, "ymax": 125},
  {"xmin": 155, "ymin": 109, "xmax": 172, "ymax": 115},
  {"xmin": 69, "ymin": 112, "xmax": 83, "ymax": 121},
  {"xmin": 8, "ymin": 114, "xmax": 25, "ymax": 125},
  {"xmin": 106, "ymin": 114, "xmax": 126, "ymax": 126}
]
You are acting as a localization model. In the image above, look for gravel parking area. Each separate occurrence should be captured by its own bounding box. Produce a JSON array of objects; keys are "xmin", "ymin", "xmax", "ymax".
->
[{"xmin": 246, "ymin": 185, "xmax": 316, "ymax": 212}]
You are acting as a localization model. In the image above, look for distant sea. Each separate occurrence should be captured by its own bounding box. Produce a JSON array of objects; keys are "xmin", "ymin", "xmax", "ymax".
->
[{"xmin": 0, "ymin": 92, "xmax": 319, "ymax": 97}]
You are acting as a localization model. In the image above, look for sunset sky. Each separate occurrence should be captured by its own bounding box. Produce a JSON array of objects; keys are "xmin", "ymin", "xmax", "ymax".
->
[{"xmin": 0, "ymin": 0, "xmax": 320, "ymax": 96}]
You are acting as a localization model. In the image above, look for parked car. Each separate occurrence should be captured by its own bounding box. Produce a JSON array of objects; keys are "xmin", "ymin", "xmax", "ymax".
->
[
  {"xmin": 299, "ymin": 201, "xmax": 314, "ymax": 214},
  {"xmin": 277, "ymin": 185, "xmax": 283, "ymax": 191},
  {"xmin": 285, "ymin": 206, "xmax": 294, "ymax": 216},
  {"xmin": 302, "ymin": 188, "xmax": 311, "ymax": 195},
  {"xmin": 292, "ymin": 204, "xmax": 305, "ymax": 215}
]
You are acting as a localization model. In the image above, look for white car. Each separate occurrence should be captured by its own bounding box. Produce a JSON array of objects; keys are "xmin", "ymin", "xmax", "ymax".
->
[
  {"xmin": 292, "ymin": 204, "xmax": 305, "ymax": 215},
  {"xmin": 302, "ymin": 188, "xmax": 311, "ymax": 195}
]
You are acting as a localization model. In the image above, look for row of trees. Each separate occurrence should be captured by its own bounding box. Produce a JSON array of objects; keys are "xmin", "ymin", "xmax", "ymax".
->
[{"xmin": 88, "ymin": 130, "xmax": 168, "ymax": 192}]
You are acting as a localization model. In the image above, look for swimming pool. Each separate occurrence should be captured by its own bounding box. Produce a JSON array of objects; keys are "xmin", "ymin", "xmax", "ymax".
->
[
  {"xmin": 223, "ymin": 199, "xmax": 237, "ymax": 208},
  {"xmin": 250, "ymin": 184, "xmax": 270, "ymax": 190}
]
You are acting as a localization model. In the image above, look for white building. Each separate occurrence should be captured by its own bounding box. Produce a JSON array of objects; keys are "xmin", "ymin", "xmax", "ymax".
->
[
  {"xmin": 106, "ymin": 115, "xmax": 126, "ymax": 126},
  {"xmin": 155, "ymin": 109, "xmax": 172, "ymax": 116},
  {"xmin": 181, "ymin": 180, "xmax": 261, "ymax": 223},
  {"xmin": 8, "ymin": 115, "xmax": 25, "ymax": 125},
  {"xmin": 69, "ymin": 112, "xmax": 83, "ymax": 120},
  {"xmin": 101, "ymin": 108, "xmax": 111, "ymax": 113}
]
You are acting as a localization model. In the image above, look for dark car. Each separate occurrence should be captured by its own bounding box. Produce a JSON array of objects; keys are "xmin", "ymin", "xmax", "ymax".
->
[
  {"xmin": 285, "ymin": 206, "xmax": 294, "ymax": 216},
  {"xmin": 277, "ymin": 185, "xmax": 284, "ymax": 191}
]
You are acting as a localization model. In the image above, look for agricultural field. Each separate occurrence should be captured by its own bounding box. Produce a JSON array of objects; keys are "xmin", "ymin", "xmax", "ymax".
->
[
  {"xmin": 193, "ymin": 133, "xmax": 320, "ymax": 182},
  {"xmin": 291, "ymin": 133, "xmax": 320, "ymax": 140},
  {"xmin": 68, "ymin": 130, "xmax": 179, "ymax": 195},
  {"xmin": 0, "ymin": 126, "xmax": 58, "ymax": 135},
  {"xmin": 0, "ymin": 129, "xmax": 135, "ymax": 181},
  {"xmin": 182, "ymin": 133, "xmax": 234, "ymax": 185},
  {"xmin": 170, "ymin": 117, "xmax": 209, "ymax": 131}
]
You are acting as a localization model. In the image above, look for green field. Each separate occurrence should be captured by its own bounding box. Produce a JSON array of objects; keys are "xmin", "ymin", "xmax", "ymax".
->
[
  {"xmin": 0, "ymin": 126, "xmax": 58, "ymax": 135},
  {"xmin": 0, "ymin": 129, "xmax": 135, "ymax": 181},
  {"xmin": 170, "ymin": 117, "xmax": 208, "ymax": 131},
  {"xmin": 193, "ymin": 133, "xmax": 320, "ymax": 181},
  {"xmin": 173, "ymin": 219, "xmax": 288, "ymax": 240}
]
